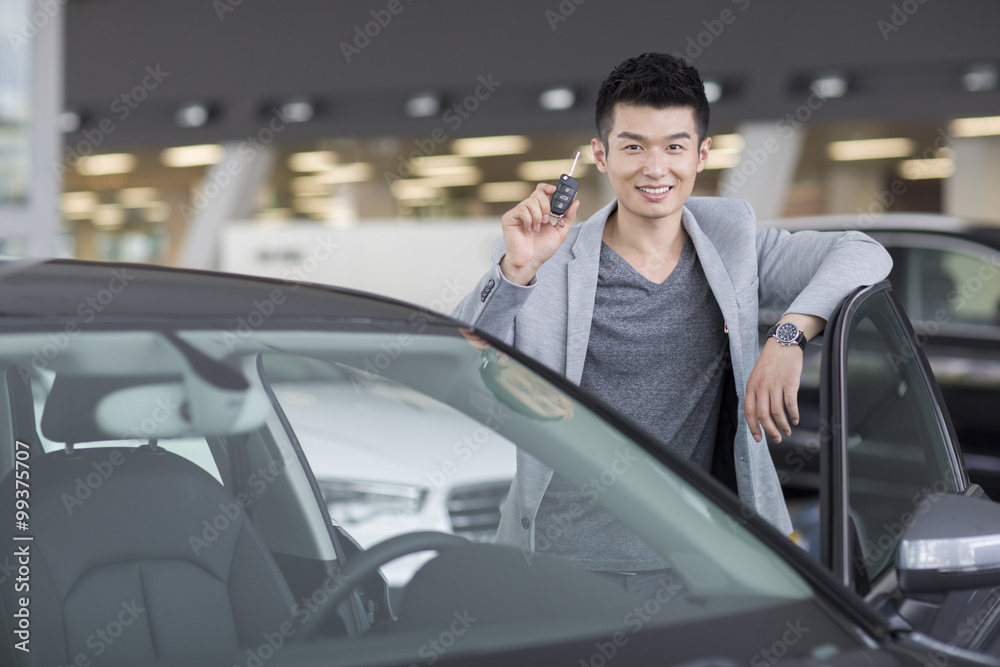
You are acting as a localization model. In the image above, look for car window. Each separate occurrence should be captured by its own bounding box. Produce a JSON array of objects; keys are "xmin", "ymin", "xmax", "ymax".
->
[
  {"xmin": 842, "ymin": 291, "xmax": 961, "ymax": 582},
  {"xmin": 906, "ymin": 246, "xmax": 1000, "ymax": 327},
  {"xmin": 1, "ymin": 326, "xmax": 865, "ymax": 666}
]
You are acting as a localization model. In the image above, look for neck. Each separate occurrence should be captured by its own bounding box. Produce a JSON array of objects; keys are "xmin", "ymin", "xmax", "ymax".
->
[{"xmin": 603, "ymin": 206, "xmax": 686, "ymax": 259}]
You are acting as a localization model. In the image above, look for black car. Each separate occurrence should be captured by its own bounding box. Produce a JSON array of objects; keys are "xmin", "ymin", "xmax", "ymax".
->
[
  {"xmin": 2, "ymin": 258, "xmax": 1000, "ymax": 667},
  {"xmin": 767, "ymin": 214, "xmax": 1000, "ymax": 499}
]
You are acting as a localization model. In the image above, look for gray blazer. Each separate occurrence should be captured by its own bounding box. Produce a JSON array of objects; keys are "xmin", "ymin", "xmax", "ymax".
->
[{"xmin": 452, "ymin": 196, "xmax": 892, "ymax": 542}]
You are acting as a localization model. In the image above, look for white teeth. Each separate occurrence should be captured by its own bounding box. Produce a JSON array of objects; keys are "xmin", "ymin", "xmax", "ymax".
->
[{"xmin": 638, "ymin": 186, "xmax": 671, "ymax": 194}]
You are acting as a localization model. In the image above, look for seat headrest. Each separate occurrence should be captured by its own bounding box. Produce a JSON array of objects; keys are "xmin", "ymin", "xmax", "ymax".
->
[{"xmin": 40, "ymin": 374, "xmax": 183, "ymax": 443}]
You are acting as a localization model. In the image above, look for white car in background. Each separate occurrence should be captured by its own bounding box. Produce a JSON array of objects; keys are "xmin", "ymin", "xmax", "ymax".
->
[{"xmin": 271, "ymin": 373, "xmax": 515, "ymax": 590}]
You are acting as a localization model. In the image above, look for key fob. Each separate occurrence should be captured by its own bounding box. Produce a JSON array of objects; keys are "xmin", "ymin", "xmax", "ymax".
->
[{"xmin": 550, "ymin": 174, "xmax": 579, "ymax": 219}]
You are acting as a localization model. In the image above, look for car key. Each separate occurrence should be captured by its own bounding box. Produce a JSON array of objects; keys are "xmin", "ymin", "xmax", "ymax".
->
[{"xmin": 549, "ymin": 151, "xmax": 581, "ymax": 223}]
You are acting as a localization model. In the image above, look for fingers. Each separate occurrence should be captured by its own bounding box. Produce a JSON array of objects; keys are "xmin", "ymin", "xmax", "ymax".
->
[
  {"xmin": 745, "ymin": 388, "xmax": 796, "ymax": 443},
  {"xmin": 503, "ymin": 183, "xmax": 556, "ymax": 233}
]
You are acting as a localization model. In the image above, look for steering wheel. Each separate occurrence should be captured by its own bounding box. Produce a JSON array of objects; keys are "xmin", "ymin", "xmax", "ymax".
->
[{"xmin": 297, "ymin": 531, "xmax": 470, "ymax": 641}]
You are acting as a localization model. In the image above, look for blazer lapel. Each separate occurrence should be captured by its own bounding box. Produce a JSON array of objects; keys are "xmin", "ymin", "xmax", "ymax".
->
[
  {"xmin": 681, "ymin": 207, "xmax": 743, "ymax": 380},
  {"xmin": 564, "ymin": 203, "xmax": 613, "ymax": 385}
]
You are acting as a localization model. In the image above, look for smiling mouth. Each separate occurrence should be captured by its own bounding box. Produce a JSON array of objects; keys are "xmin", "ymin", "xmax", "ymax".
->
[{"xmin": 637, "ymin": 186, "xmax": 673, "ymax": 194}]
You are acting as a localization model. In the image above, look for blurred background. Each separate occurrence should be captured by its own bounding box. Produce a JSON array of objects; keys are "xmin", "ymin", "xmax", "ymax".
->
[{"xmin": 1, "ymin": 0, "xmax": 999, "ymax": 308}]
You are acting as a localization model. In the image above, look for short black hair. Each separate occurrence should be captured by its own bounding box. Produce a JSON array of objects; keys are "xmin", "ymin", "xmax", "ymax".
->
[{"xmin": 595, "ymin": 53, "xmax": 710, "ymax": 145}]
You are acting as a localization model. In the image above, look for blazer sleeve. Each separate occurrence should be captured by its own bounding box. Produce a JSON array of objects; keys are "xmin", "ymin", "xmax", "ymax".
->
[
  {"xmin": 450, "ymin": 236, "xmax": 536, "ymax": 344},
  {"xmin": 754, "ymin": 211, "xmax": 893, "ymax": 324}
]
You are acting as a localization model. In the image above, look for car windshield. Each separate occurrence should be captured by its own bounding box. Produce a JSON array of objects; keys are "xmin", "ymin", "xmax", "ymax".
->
[{"xmin": 1, "ymin": 321, "xmax": 863, "ymax": 666}]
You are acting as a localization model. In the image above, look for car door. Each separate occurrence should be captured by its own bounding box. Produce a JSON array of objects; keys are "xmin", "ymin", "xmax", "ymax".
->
[
  {"xmin": 871, "ymin": 231, "xmax": 1000, "ymax": 498},
  {"xmin": 819, "ymin": 279, "xmax": 1000, "ymax": 652}
]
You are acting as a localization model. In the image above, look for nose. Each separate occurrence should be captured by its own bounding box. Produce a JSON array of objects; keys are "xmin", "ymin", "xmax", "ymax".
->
[{"xmin": 641, "ymin": 150, "xmax": 670, "ymax": 179}]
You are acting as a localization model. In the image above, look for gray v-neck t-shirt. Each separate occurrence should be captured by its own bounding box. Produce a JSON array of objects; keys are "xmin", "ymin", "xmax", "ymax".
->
[{"xmin": 534, "ymin": 236, "xmax": 730, "ymax": 571}]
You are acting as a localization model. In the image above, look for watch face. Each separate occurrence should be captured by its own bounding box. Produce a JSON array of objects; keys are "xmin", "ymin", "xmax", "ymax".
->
[{"xmin": 774, "ymin": 322, "xmax": 800, "ymax": 344}]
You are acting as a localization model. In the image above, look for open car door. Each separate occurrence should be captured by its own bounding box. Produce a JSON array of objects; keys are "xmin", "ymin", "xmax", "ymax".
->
[{"xmin": 820, "ymin": 280, "xmax": 1000, "ymax": 654}]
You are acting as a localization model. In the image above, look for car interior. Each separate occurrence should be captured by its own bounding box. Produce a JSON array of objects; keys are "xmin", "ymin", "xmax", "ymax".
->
[{"xmin": 0, "ymin": 327, "xmax": 837, "ymax": 666}]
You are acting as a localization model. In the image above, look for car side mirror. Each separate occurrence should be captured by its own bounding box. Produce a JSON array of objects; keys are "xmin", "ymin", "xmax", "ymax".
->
[{"xmin": 897, "ymin": 494, "xmax": 1000, "ymax": 595}]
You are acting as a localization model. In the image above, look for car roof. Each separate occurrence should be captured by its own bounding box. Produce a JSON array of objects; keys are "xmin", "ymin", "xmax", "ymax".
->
[
  {"xmin": 760, "ymin": 212, "xmax": 972, "ymax": 231},
  {"xmin": 0, "ymin": 257, "xmax": 447, "ymax": 324},
  {"xmin": 762, "ymin": 213, "xmax": 1000, "ymax": 250}
]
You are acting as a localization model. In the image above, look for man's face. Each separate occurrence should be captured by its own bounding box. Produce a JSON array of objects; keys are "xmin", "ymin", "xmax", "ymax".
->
[{"xmin": 592, "ymin": 104, "xmax": 711, "ymax": 226}]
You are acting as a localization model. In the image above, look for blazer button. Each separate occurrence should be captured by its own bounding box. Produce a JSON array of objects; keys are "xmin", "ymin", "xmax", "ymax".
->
[
  {"xmin": 521, "ymin": 517, "xmax": 530, "ymax": 529},
  {"xmin": 480, "ymin": 279, "xmax": 496, "ymax": 302}
]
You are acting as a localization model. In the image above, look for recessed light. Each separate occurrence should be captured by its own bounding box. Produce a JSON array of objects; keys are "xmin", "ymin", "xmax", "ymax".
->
[
  {"xmin": 175, "ymin": 103, "xmax": 213, "ymax": 128},
  {"xmin": 404, "ymin": 93, "xmax": 441, "ymax": 118},
  {"xmin": 539, "ymin": 87, "xmax": 576, "ymax": 110}
]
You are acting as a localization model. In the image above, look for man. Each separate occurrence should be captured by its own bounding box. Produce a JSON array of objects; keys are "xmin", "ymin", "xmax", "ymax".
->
[{"xmin": 452, "ymin": 53, "xmax": 891, "ymax": 577}]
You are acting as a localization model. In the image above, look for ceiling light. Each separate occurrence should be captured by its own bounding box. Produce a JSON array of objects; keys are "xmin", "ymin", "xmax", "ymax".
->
[
  {"xmin": 58, "ymin": 111, "xmax": 82, "ymax": 133},
  {"xmin": 710, "ymin": 134, "xmax": 745, "ymax": 152},
  {"xmin": 810, "ymin": 74, "xmax": 849, "ymax": 99},
  {"xmin": 288, "ymin": 151, "xmax": 337, "ymax": 172},
  {"xmin": 61, "ymin": 191, "xmax": 98, "ymax": 215},
  {"xmin": 174, "ymin": 103, "xmax": 213, "ymax": 128},
  {"xmin": 404, "ymin": 93, "xmax": 441, "ymax": 118},
  {"xmin": 161, "ymin": 144, "xmax": 224, "ymax": 167},
  {"xmin": 76, "ymin": 153, "xmax": 136, "ymax": 175},
  {"xmin": 703, "ymin": 81, "xmax": 723, "ymax": 104},
  {"xmin": 117, "ymin": 187, "xmax": 159, "ymax": 207},
  {"xmin": 144, "ymin": 202, "xmax": 171, "ymax": 223},
  {"xmin": 92, "ymin": 204, "xmax": 125, "ymax": 228},
  {"xmin": 951, "ymin": 116, "xmax": 1000, "ymax": 137},
  {"xmin": 539, "ymin": 87, "xmax": 576, "ymax": 110},
  {"xmin": 899, "ymin": 158, "xmax": 955, "ymax": 180},
  {"xmin": 319, "ymin": 163, "xmax": 376, "ymax": 184},
  {"xmin": 279, "ymin": 100, "xmax": 315, "ymax": 123},
  {"xmin": 290, "ymin": 176, "xmax": 328, "ymax": 194},
  {"xmin": 452, "ymin": 135, "xmax": 531, "ymax": 156},
  {"xmin": 827, "ymin": 138, "xmax": 914, "ymax": 161},
  {"xmin": 391, "ymin": 182, "xmax": 446, "ymax": 201},
  {"xmin": 962, "ymin": 64, "xmax": 998, "ymax": 92},
  {"xmin": 479, "ymin": 182, "xmax": 533, "ymax": 203},
  {"xmin": 705, "ymin": 151, "xmax": 740, "ymax": 170},
  {"xmin": 517, "ymin": 159, "xmax": 588, "ymax": 181},
  {"xmin": 411, "ymin": 155, "xmax": 473, "ymax": 176}
]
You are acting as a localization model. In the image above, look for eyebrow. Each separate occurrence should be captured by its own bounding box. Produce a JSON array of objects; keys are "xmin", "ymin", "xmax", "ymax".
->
[{"xmin": 616, "ymin": 131, "xmax": 692, "ymax": 142}]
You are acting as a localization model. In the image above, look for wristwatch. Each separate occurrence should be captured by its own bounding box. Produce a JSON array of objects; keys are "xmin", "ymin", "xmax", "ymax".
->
[{"xmin": 766, "ymin": 322, "xmax": 807, "ymax": 351}]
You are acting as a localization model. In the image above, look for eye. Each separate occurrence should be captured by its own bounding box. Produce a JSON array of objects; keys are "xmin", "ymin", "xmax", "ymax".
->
[
  {"xmin": 624, "ymin": 144, "xmax": 642, "ymax": 151},
  {"xmin": 667, "ymin": 144, "xmax": 683, "ymax": 151}
]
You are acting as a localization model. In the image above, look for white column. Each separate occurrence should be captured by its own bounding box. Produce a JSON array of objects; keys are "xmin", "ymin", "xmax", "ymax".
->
[
  {"xmin": 176, "ymin": 142, "xmax": 276, "ymax": 270},
  {"xmin": 0, "ymin": 0, "xmax": 61, "ymax": 257},
  {"xmin": 944, "ymin": 136, "xmax": 1000, "ymax": 224},
  {"xmin": 717, "ymin": 121, "xmax": 805, "ymax": 222}
]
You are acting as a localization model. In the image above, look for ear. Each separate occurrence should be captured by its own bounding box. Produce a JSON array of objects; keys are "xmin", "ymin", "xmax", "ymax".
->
[
  {"xmin": 696, "ymin": 136, "xmax": 712, "ymax": 173},
  {"xmin": 592, "ymin": 137, "xmax": 608, "ymax": 174}
]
